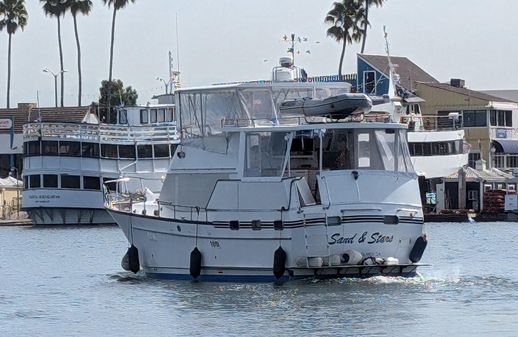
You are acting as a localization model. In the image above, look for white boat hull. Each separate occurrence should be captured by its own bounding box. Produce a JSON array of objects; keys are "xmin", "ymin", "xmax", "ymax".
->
[
  {"xmin": 27, "ymin": 208, "xmax": 115, "ymax": 226},
  {"xmin": 108, "ymin": 209, "xmax": 425, "ymax": 282}
]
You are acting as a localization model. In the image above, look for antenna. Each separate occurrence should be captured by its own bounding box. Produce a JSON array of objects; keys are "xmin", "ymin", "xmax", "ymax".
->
[{"xmin": 383, "ymin": 26, "xmax": 397, "ymax": 99}]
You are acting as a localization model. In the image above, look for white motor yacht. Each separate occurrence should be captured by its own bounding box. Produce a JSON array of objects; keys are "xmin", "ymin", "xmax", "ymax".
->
[{"xmin": 106, "ymin": 81, "xmax": 428, "ymax": 282}]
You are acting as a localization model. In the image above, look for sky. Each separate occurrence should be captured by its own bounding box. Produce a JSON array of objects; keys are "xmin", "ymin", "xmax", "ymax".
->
[{"xmin": 0, "ymin": 0, "xmax": 517, "ymax": 108}]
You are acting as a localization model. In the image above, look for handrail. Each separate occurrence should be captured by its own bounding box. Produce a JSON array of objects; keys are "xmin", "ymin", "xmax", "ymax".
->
[{"xmin": 23, "ymin": 122, "xmax": 180, "ymax": 143}]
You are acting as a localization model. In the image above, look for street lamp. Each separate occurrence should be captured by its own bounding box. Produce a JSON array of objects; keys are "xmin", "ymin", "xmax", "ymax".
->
[
  {"xmin": 9, "ymin": 167, "xmax": 20, "ymax": 217},
  {"xmin": 156, "ymin": 77, "xmax": 169, "ymax": 95},
  {"xmin": 43, "ymin": 68, "xmax": 67, "ymax": 107}
]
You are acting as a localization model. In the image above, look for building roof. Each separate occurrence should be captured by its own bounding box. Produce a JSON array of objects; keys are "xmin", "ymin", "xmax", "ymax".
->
[
  {"xmin": 417, "ymin": 82, "xmax": 514, "ymax": 103},
  {"xmin": 359, "ymin": 54, "xmax": 439, "ymax": 91},
  {"xmin": 0, "ymin": 104, "xmax": 94, "ymax": 134},
  {"xmin": 480, "ymin": 90, "xmax": 518, "ymax": 103},
  {"xmin": 445, "ymin": 166, "xmax": 513, "ymax": 182}
]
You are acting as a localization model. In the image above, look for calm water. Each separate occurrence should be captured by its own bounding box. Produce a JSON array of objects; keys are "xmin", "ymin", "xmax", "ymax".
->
[{"xmin": 1, "ymin": 222, "xmax": 518, "ymax": 336}]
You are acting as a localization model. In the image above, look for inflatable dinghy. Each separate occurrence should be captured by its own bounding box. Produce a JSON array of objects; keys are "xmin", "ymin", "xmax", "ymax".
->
[{"xmin": 279, "ymin": 93, "xmax": 372, "ymax": 120}]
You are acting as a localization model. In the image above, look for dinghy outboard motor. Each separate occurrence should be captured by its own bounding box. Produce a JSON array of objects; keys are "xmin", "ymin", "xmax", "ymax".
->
[
  {"xmin": 122, "ymin": 245, "xmax": 140, "ymax": 274},
  {"xmin": 273, "ymin": 247, "xmax": 287, "ymax": 279},
  {"xmin": 409, "ymin": 235, "xmax": 428, "ymax": 263},
  {"xmin": 190, "ymin": 247, "xmax": 202, "ymax": 279}
]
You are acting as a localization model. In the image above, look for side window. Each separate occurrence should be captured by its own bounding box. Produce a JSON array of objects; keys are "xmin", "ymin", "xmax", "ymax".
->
[
  {"xmin": 150, "ymin": 109, "xmax": 158, "ymax": 123},
  {"xmin": 30, "ymin": 175, "xmax": 41, "ymax": 189},
  {"xmin": 61, "ymin": 175, "xmax": 80, "ymax": 189},
  {"xmin": 140, "ymin": 109, "xmax": 149, "ymax": 124},
  {"xmin": 83, "ymin": 176, "xmax": 101, "ymax": 190},
  {"xmin": 137, "ymin": 145, "xmax": 153, "ymax": 158},
  {"xmin": 43, "ymin": 174, "xmax": 58, "ymax": 188},
  {"xmin": 357, "ymin": 133, "xmax": 370, "ymax": 168},
  {"xmin": 157, "ymin": 109, "xmax": 165, "ymax": 123}
]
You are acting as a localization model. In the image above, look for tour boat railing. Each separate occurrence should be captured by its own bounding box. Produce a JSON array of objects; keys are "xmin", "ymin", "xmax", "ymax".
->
[
  {"xmin": 23, "ymin": 122, "xmax": 179, "ymax": 143},
  {"xmin": 364, "ymin": 114, "xmax": 462, "ymax": 132}
]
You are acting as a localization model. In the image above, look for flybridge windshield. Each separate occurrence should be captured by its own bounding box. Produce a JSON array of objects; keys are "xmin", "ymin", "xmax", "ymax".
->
[{"xmin": 177, "ymin": 84, "xmax": 350, "ymax": 138}]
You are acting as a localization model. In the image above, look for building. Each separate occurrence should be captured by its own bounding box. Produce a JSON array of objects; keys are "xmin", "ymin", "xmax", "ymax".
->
[
  {"xmin": 415, "ymin": 81, "xmax": 518, "ymax": 171},
  {"xmin": 356, "ymin": 54, "xmax": 439, "ymax": 96}
]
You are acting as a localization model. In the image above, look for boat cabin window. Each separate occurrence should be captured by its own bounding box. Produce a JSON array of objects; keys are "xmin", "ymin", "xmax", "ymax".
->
[
  {"xmin": 165, "ymin": 109, "xmax": 173, "ymax": 122},
  {"xmin": 137, "ymin": 145, "xmax": 153, "ymax": 158},
  {"xmin": 26, "ymin": 141, "xmax": 41, "ymax": 156},
  {"xmin": 43, "ymin": 174, "xmax": 58, "ymax": 188},
  {"xmin": 140, "ymin": 109, "xmax": 149, "ymax": 124},
  {"xmin": 240, "ymin": 90, "xmax": 276, "ymax": 123},
  {"xmin": 101, "ymin": 144, "xmax": 118, "ymax": 158},
  {"xmin": 118, "ymin": 110, "xmax": 128, "ymax": 124},
  {"xmin": 103, "ymin": 177, "xmax": 117, "ymax": 192},
  {"xmin": 118, "ymin": 145, "xmax": 136, "ymax": 159},
  {"xmin": 29, "ymin": 175, "xmax": 41, "ymax": 189},
  {"xmin": 322, "ymin": 130, "xmax": 355, "ymax": 170},
  {"xmin": 244, "ymin": 131, "xmax": 290, "ymax": 178},
  {"xmin": 375, "ymin": 129, "xmax": 413, "ymax": 172},
  {"xmin": 157, "ymin": 109, "xmax": 166, "ymax": 123},
  {"xmin": 59, "ymin": 141, "xmax": 81, "ymax": 157},
  {"xmin": 82, "ymin": 142, "xmax": 100, "ymax": 158},
  {"xmin": 154, "ymin": 144, "xmax": 170, "ymax": 158},
  {"xmin": 179, "ymin": 90, "xmax": 247, "ymax": 139},
  {"xmin": 84, "ymin": 176, "xmax": 101, "ymax": 190},
  {"xmin": 150, "ymin": 109, "xmax": 158, "ymax": 124},
  {"xmin": 42, "ymin": 141, "xmax": 58, "ymax": 156},
  {"xmin": 61, "ymin": 175, "xmax": 80, "ymax": 189}
]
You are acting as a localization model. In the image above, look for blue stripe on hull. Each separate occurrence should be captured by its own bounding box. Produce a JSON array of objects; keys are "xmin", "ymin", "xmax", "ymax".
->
[{"xmin": 144, "ymin": 270, "xmax": 418, "ymax": 283}]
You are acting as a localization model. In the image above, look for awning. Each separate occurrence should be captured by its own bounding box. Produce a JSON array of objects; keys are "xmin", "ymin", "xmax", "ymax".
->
[
  {"xmin": 492, "ymin": 139, "xmax": 518, "ymax": 154},
  {"xmin": 403, "ymin": 96, "xmax": 425, "ymax": 104}
]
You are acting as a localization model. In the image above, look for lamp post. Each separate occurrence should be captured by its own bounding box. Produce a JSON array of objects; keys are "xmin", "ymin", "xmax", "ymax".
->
[
  {"xmin": 43, "ymin": 68, "xmax": 67, "ymax": 107},
  {"xmin": 156, "ymin": 77, "xmax": 169, "ymax": 95},
  {"xmin": 9, "ymin": 167, "xmax": 20, "ymax": 217}
]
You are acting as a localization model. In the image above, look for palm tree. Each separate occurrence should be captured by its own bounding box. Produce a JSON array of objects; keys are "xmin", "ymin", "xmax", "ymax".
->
[
  {"xmin": 66, "ymin": 0, "xmax": 93, "ymax": 107},
  {"xmin": 0, "ymin": 0, "xmax": 28, "ymax": 109},
  {"xmin": 41, "ymin": 0, "xmax": 67, "ymax": 107},
  {"xmin": 325, "ymin": 0, "xmax": 364, "ymax": 77},
  {"xmin": 102, "ymin": 0, "xmax": 135, "ymax": 83},
  {"xmin": 360, "ymin": 0, "xmax": 385, "ymax": 53}
]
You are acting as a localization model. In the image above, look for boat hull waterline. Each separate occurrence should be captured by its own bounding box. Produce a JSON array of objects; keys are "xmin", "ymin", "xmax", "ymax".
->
[{"xmin": 108, "ymin": 209, "xmax": 425, "ymax": 282}]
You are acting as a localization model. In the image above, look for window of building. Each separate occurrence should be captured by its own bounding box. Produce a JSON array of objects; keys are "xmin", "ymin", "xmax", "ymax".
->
[
  {"xmin": 101, "ymin": 144, "xmax": 118, "ymax": 158},
  {"xmin": 24, "ymin": 176, "xmax": 28, "ymax": 189},
  {"xmin": 83, "ymin": 176, "xmax": 101, "ymax": 190},
  {"xmin": 82, "ymin": 142, "xmax": 100, "ymax": 158},
  {"xmin": 29, "ymin": 175, "xmax": 41, "ymax": 189},
  {"xmin": 363, "ymin": 71, "xmax": 376, "ymax": 94},
  {"xmin": 140, "ymin": 109, "xmax": 149, "ymax": 124},
  {"xmin": 43, "ymin": 174, "xmax": 58, "ymax": 188},
  {"xmin": 463, "ymin": 110, "xmax": 487, "ymax": 127},
  {"xmin": 59, "ymin": 141, "xmax": 81, "ymax": 157},
  {"xmin": 118, "ymin": 145, "xmax": 136, "ymax": 159},
  {"xmin": 150, "ymin": 109, "xmax": 158, "ymax": 123},
  {"xmin": 137, "ymin": 145, "xmax": 153, "ymax": 158},
  {"xmin": 490, "ymin": 110, "xmax": 512, "ymax": 127},
  {"xmin": 61, "ymin": 175, "xmax": 80, "ymax": 189},
  {"xmin": 468, "ymin": 152, "xmax": 481, "ymax": 168},
  {"xmin": 42, "ymin": 141, "xmax": 58, "ymax": 156},
  {"xmin": 153, "ymin": 144, "xmax": 170, "ymax": 158}
]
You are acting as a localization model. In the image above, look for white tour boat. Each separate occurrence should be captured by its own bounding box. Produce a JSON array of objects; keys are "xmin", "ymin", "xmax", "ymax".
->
[
  {"xmin": 106, "ymin": 81, "xmax": 428, "ymax": 282},
  {"xmin": 22, "ymin": 104, "xmax": 179, "ymax": 225}
]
